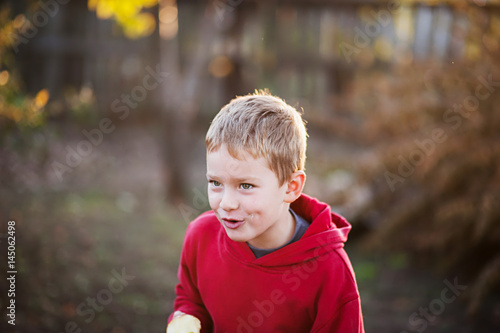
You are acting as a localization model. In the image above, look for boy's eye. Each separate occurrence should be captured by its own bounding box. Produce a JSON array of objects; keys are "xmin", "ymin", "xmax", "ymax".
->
[
  {"xmin": 209, "ymin": 180, "xmax": 221, "ymax": 187},
  {"xmin": 240, "ymin": 183, "xmax": 253, "ymax": 190}
]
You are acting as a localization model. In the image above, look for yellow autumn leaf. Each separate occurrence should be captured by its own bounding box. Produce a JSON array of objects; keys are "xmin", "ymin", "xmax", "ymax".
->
[
  {"xmin": 88, "ymin": 0, "xmax": 98, "ymax": 10},
  {"xmin": 0, "ymin": 70, "xmax": 9, "ymax": 85},
  {"xmin": 88, "ymin": 0, "xmax": 159, "ymax": 38},
  {"xmin": 96, "ymin": 1, "xmax": 114, "ymax": 19},
  {"xmin": 34, "ymin": 89, "xmax": 50, "ymax": 109},
  {"xmin": 374, "ymin": 37, "xmax": 393, "ymax": 62},
  {"xmin": 465, "ymin": 42, "xmax": 481, "ymax": 61},
  {"xmin": 113, "ymin": 2, "xmax": 141, "ymax": 22},
  {"xmin": 13, "ymin": 14, "xmax": 26, "ymax": 29},
  {"xmin": 12, "ymin": 108, "xmax": 23, "ymax": 122},
  {"xmin": 141, "ymin": 0, "xmax": 158, "ymax": 8},
  {"xmin": 123, "ymin": 13, "xmax": 156, "ymax": 39}
]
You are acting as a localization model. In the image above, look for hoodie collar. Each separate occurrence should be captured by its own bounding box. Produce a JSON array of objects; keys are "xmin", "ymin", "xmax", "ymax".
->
[{"xmin": 222, "ymin": 194, "xmax": 352, "ymax": 267}]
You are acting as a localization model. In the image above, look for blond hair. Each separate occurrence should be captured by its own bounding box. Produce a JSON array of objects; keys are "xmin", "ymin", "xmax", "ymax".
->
[{"xmin": 206, "ymin": 90, "xmax": 307, "ymax": 186}]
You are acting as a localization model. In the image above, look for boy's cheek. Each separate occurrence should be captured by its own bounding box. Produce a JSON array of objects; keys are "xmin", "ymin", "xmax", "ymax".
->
[{"xmin": 207, "ymin": 194, "xmax": 219, "ymax": 210}]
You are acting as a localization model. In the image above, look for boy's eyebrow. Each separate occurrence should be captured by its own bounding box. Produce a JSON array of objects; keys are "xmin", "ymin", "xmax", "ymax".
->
[
  {"xmin": 206, "ymin": 173, "xmax": 259, "ymax": 183},
  {"xmin": 233, "ymin": 176, "xmax": 259, "ymax": 183}
]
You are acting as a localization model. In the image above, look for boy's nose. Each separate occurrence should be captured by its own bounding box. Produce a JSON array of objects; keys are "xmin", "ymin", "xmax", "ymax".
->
[{"xmin": 219, "ymin": 192, "xmax": 239, "ymax": 211}]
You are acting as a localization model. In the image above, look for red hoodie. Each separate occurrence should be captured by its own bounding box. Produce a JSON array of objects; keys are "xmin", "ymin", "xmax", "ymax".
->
[{"xmin": 169, "ymin": 194, "xmax": 364, "ymax": 332}]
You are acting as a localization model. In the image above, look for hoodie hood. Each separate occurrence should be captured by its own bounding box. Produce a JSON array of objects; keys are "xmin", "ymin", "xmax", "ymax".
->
[{"xmin": 222, "ymin": 193, "xmax": 352, "ymax": 267}]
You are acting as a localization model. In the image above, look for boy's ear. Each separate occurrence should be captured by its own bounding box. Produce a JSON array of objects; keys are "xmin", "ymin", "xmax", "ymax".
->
[{"xmin": 284, "ymin": 170, "xmax": 306, "ymax": 203}]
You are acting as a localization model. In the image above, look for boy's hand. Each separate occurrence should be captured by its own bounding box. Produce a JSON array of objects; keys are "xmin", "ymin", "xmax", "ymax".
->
[{"xmin": 166, "ymin": 311, "xmax": 201, "ymax": 333}]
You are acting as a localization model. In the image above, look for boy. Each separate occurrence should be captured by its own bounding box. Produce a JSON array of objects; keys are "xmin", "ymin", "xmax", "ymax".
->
[{"xmin": 167, "ymin": 91, "xmax": 364, "ymax": 332}]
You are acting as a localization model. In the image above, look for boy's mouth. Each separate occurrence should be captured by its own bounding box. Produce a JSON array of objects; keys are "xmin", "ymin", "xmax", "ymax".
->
[{"xmin": 221, "ymin": 217, "xmax": 245, "ymax": 229}]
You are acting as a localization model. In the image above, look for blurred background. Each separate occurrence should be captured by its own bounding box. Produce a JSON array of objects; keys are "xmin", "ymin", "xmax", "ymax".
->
[{"xmin": 0, "ymin": 0, "xmax": 499, "ymax": 332}]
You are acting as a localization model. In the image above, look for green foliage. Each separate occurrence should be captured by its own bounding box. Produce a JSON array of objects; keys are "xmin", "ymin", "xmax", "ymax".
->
[{"xmin": 0, "ymin": 8, "xmax": 48, "ymax": 131}]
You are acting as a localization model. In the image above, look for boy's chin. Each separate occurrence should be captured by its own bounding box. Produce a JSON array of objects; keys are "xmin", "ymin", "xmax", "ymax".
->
[
  {"xmin": 225, "ymin": 233, "xmax": 247, "ymax": 243},
  {"xmin": 223, "ymin": 228, "xmax": 250, "ymax": 243}
]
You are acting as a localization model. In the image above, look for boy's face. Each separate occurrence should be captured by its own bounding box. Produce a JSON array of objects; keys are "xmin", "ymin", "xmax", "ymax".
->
[{"xmin": 206, "ymin": 145, "xmax": 301, "ymax": 249}]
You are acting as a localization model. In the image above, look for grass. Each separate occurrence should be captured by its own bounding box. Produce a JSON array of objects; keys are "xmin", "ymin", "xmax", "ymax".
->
[{"xmin": 3, "ymin": 188, "xmax": 187, "ymax": 333}]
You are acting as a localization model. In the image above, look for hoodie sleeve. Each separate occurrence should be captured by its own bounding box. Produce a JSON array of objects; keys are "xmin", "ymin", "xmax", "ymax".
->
[
  {"xmin": 310, "ymin": 247, "xmax": 364, "ymax": 333},
  {"xmin": 168, "ymin": 223, "xmax": 213, "ymax": 332},
  {"xmin": 310, "ymin": 297, "xmax": 364, "ymax": 333}
]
